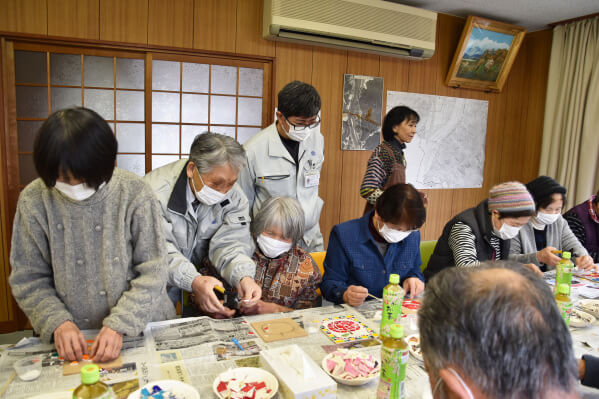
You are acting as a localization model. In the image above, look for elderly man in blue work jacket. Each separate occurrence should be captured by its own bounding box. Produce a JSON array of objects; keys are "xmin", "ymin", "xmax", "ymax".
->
[
  {"xmin": 238, "ymin": 81, "xmax": 325, "ymax": 252},
  {"xmin": 145, "ymin": 132, "xmax": 261, "ymax": 318}
]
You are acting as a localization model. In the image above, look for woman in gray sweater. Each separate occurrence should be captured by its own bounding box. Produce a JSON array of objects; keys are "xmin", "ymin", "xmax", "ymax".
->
[
  {"xmin": 9, "ymin": 108, "xmax": 175, "ymax": 362},
  {"xmin": 509, "ymin": 176, "xmax": 595, "ymax": 272}
]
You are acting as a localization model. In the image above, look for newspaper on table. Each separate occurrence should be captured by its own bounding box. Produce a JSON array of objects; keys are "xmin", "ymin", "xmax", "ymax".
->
[{"xmin": 0, "ymin": 332, "xmax": 149, "ymax": 399}]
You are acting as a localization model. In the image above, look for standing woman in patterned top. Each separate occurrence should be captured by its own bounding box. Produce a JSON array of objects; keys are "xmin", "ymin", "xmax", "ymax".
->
[{"xmin": 360, "ymin": 106, "xmax": 419, "ymax": 213}]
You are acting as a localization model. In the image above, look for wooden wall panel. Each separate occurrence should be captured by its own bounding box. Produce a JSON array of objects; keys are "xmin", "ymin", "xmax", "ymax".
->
[
  {"xmin": 274, "ymin": 41, "xmax": 313, "ymax": 93},
  {"xmin": 339, "ymin": 52, "xmax": 380, "ymax": 223},
  {"xmin": 99, "ymin": 0, "xmax": 148, "ymax": 44},
  {"xmin": 193, "ymin": 0, "xmax": 236, "ymax": 53},
  {"xmin": 48, "ymin": 0, "xmax": 99, "ymax": 40},
  {"xmin": 235, "ymin": 0, "xmax": 275, "ymax": 57},
  {"xmin": 0, "ymin": 0, "xmax": 47, "ymax": 35},
  {"xmin": 312, "ymin": 47, "xmax": 347, "ymax": 246},
  {"xmin": 520, "ymin": 29, "xmax": 552, "ymax": 181},
  {"xmin": 148, "ymin": 0, "xmax": 193, "ymax": 48}
]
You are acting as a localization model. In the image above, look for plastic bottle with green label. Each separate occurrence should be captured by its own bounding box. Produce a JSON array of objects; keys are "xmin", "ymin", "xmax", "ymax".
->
[
  {"xmin": 377, "ymin": 324, "xmax": 409, "ymax": 399},
  {"xmin": 73, "ymin": 364, "xmax": 114, "ymax": 399},
  {"xmin": 380, "ymin": 273, "xmax": 404, "ymax": 338},
  {"xmin": 555, "ymin": 251, "xmax": 574, "ymax": 295},
  {"xmin": 555, "ymin": 283, "xmax": 572, "ymax": 326}
]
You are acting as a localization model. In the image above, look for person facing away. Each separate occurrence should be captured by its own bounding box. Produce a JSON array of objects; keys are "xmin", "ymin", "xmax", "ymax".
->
[
  {"xmin": 9, "ymin": 107, "xmax": 175, "ymax": 362},
  {"xmin": 509, "ymin": 176, "xmax": 595, "ymax": 273},
  {"xmin": 419, "ymin": 261, "xmax": 580, "ymax": 399},
  {"xmin": 144, "ymin": 132, "xmax": 261, "ymax": 319},
  {"xmin": 425, "ymin": 181, "xmax": 536, "ymax": 281},
  {"xmin": 238, "ymin": 81, "xmax": 325, "ymax": 253},
  {"xmin": 360, "ymin": 105, "xmax": 419, "ymax": 214},
  {"xmin": 564, "ymin": 188, "xmax": 599, "ymax": 263},
  {"xmin": 321, "ymin": 183, "xmax": 426, "ymax": 306},
  {"xmin": 239, "ymin": 196, "xmax": 322, "ymax": 315}
]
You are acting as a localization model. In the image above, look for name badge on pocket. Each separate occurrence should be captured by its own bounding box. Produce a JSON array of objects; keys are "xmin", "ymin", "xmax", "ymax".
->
[{"xmin": 304, "ymin": 171, "xmax": 320, "ymax": 187}]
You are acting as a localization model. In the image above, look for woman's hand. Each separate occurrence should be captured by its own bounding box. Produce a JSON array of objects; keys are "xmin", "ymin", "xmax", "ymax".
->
[
  {"xmin": 54, "ymin": 321, "xmax": 87, "ymax": 361},
  {"xmin": 537, "ymin": 247, "xmax": 561, "ymax": 267},
  {"xmin": 91, "ymin": 326, "xmax": 123, "ymax": 362},
  {"xmin": 342, "ymin": 285, "xmax": 369, "ymax": 306},
  {"xmin": 403, "ymin": 277, "xmax": 424, "ymax": 299},
  {"xmin": 576, "ymin": 255, "xmax": 596, "ymax": 271},
  {"xmin": 237, "ymin": 277, "xmax": 262, "ymax": 307}
]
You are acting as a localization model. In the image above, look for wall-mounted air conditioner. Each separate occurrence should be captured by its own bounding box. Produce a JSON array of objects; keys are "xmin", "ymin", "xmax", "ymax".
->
[{"xmin": 263, "ymin": 0, "xmax": 437, "ymax": 59}]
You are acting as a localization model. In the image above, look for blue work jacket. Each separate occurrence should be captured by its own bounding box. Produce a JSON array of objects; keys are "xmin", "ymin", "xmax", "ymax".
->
[{"xmin": 321, "ymin": 212, "xmax": 424, "ymax": 304}]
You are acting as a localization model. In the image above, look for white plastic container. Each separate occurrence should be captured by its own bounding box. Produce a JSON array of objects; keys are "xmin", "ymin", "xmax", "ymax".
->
[{"xmin": 13, "ymin": 356, "xmax": 42, "ymax": 381}]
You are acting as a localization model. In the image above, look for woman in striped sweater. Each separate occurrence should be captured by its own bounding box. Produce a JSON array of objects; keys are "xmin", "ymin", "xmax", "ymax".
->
[
  {"xmin": 360, "ymin": 106, "xmax": 419, "ymax": 214},
  {"xmin": 425, "ymin": 182, "xmax": 537, "ymax": 280}
]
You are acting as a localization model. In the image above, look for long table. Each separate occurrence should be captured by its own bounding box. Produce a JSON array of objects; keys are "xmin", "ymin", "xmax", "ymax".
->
[{"xmin": 1, "ymin": 271, "xmax": 599, "ymax": 398}]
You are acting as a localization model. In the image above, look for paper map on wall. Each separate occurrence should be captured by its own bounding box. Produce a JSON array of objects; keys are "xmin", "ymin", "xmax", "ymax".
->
[
  {"xmin": 386, "ymin": 91, "xmax": 489, "ymax": 189},
  {"xmin": 320, "ymin": 315, "xmax": 377, "ymax": 344}
]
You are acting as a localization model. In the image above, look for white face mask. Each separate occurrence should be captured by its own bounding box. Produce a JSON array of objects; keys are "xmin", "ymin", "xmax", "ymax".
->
[
  {"xmin": 432, "ymin": 368, "xmax": 474, "ymax": 399},
  {"xmin": 495, "ymin": 222, "xmax": 522, "ymax": 240},
  {"xmin": 378, "ymin": 221, "xmax": 413, "ymax": 243},
  {"xmin": 281, "ymin": 114, "xmax": 320, "ymax": 142},
  {"xmin": 191, "ymin": 169, "xmax": 228, "ymax": 206},
  {"xmin": 535, "ymin": 211, "xmax": 560, "ymax": 225},
  {"xmin": 286, "ymin": 124, "xmax": 319, "ymax": 142},
  {"xmin": 257, "ymin": 234, "xmax": 292, "ymax": 258},
  {"xmin": 55, "ymin": 181, "xmax": 99, "ymax": 201}
]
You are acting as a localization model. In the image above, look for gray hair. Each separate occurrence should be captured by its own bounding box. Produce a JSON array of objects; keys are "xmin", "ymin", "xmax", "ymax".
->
[
  {"xmin": 189, "ymin": 132, "xmax": 246, "ymax": 174},
  {"xmin": 251, "ymin": 197, "xmax": 305, "ymax": 245},
  {"xmin": 418, "ymin": 261, "xmax": 577, "ymax": 398}
]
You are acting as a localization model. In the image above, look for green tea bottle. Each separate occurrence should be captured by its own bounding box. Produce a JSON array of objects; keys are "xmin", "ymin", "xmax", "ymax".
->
[
  {"xmin": 380, "ymin": 273, "xmax": 404, "ymax": 338},
  {"xmin": 555, "ymin": 251, "xmax": 574, "ymax": 295},
  {"xmin": 377, "ymin": 324, "xmax": 409, "ymax": 399},
  {"xmin": 73, "ymin": 364, "xmax": 114, "ymax": 399},
  {"xmin": 555, "ymin": 283, "xmax": 572, "ymax": 326}
]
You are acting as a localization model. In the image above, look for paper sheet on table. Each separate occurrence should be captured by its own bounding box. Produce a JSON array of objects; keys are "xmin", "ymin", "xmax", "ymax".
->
[{"xmin": 159, "ymin": 362, "xmax": 190, "ymax": 383}]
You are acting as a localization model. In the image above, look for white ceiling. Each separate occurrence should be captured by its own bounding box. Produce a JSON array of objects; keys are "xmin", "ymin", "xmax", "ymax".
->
[{"xmin": 385, "ymin": 0, "xmax": 599, "ymax": 31}]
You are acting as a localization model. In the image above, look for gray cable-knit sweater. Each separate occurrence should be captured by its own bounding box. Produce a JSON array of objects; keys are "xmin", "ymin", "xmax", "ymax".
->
[{"xmin": 9, "ymin": 168, "xmax": 176, "ymax": 342}]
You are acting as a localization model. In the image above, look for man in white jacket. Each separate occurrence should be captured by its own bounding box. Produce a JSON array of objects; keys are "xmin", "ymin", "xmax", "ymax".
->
[
  {"xmin": 239, "ymin": 81, "xmax": 325, "ymax": 252},
  {"xmin": 145, "ymin": 132, "xmax": 261, "ymax": 318}
]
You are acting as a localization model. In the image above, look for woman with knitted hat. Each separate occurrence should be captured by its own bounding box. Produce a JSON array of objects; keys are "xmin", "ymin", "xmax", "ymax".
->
[
  {"xmin": 509, "ymin": 176, "xmax": 594, "ymax": 272},
  {"xmin": 424, "ymin": 182, "xmax": 536, "ymax": 280},
  {"xmin": 564, "ymin": 188, "xmax": 599, "ymax": 264}
]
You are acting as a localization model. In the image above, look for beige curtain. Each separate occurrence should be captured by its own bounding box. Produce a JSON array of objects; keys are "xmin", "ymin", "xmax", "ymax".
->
[{"xmin": 540, "ymin": 16, "xmax": 599, "ymax": 204}]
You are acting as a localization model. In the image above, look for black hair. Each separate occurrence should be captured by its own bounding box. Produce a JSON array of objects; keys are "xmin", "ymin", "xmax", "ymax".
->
[
  {"xmin": 277, "ymin": 81, "xmax": 321, "ymax": 118},
  {"xmin": 375, "ymin": 183, "xmax": 426, "ymax": 229},
  {"xmin": 536, "ymin": 192, "xmax": 567, "ymax": 211},
  {"xmin": 419, "ymin": 261, "xmax": 578, "ymax": 397},
  {"xmin": 34, "ymin": 107, "xmax": 117, "ymax": 189},
  {"xmin": 382, "ymin": 106, "xmax": 420, "ymax": 142},
  {"xmin": 594, "ymin": 189, "xmax": 599, "ymax": 205}
]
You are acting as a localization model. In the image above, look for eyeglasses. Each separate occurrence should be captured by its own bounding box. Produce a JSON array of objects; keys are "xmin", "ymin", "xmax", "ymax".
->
[{"xmin": 283, "ymin": 115, "xmax": 321, "ymax": 131}]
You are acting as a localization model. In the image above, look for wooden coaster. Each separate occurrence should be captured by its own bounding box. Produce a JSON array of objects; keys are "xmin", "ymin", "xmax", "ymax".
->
[{"xmin": 250, "ymin": 318, "xmax": 307, "ymax": 343}]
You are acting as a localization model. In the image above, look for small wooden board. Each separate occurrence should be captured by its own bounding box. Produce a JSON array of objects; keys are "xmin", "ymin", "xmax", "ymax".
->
[
  {"xmin": 62, "ymin": 340, "xmax": 123, "ymax": 375},
  {"xmin": 250, "ymin": 318, "xmax": 307, "ymax": 343}
]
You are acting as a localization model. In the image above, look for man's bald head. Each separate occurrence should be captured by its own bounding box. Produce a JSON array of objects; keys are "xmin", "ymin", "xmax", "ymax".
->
[{"xmin": 419, "ymin": 261, "xmax": 578, "ymax": 399}]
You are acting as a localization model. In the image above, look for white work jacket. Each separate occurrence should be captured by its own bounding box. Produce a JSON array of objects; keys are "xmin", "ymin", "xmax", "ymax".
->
[{"xmin": 239, "ymin": 123, "xmax": 325, "ymax": 252}]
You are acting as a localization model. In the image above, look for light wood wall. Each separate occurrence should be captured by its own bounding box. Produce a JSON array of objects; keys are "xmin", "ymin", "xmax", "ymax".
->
[{"xmin": 0, "ymin": 0, "xmax": 552, "ymax": 329}]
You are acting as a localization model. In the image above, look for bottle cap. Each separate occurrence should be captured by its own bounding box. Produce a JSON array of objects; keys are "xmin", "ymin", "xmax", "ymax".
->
[
  {"xmin": 557, "ymin": 284, "xmax": 569, "ymax": 295},
  {"xmin": 562, "ymin": 251, "xmax": 571, "ymax": 259},
  {"xmin": 80, "ymin": 364, "xmax": 100, "ymax": 385},
  {"xmin": 389, "ymin": 274, "xmax": 400, "ymax": 284},
  {"xmin": 390, "ymin": 324, "xmax": 404, "ymax": 339}
]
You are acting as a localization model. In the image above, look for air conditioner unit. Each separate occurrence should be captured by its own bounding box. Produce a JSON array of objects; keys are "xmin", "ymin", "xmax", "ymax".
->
[{"xmin": 263, "ymin": 0, "xmax": 437, "ymax": 59}]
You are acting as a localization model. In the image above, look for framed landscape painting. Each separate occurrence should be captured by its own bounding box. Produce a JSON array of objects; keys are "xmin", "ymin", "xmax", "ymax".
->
[{"xmin": 446, "ymin": 16, "xmax": 526, "ymax": 92}]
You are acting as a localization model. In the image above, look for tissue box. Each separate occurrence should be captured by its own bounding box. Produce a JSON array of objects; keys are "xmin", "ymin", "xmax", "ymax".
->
[{"xmin": 260, "ymin": 344, "xmax": 337, "ymax": 399}]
